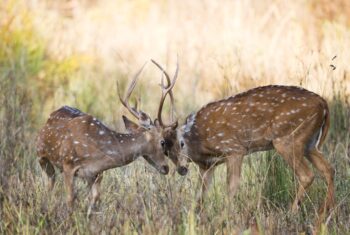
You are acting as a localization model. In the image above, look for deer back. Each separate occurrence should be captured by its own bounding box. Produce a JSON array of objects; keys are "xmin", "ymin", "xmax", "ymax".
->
[
  {"xmin": 36, "ymin": 106, "xmax": 85, "ymax": 166},
  {"xmin": 181, "ymin": 85, "xmax": 329, "ymax": 159}
]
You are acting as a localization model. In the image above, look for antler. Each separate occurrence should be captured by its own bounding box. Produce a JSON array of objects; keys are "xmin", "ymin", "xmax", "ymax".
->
[
  {"xmin": 117, "ymin": 63, "xmax": 147, "ymax": 119},
  {"xmin": 151, "ymin": 58, "xmax": 179, "ymax": 128}
]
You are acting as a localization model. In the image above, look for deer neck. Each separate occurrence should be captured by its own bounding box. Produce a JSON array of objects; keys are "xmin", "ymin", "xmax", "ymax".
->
[
  {"xmin": 178, "ymin": 120, "xmax": 201, "ymax": 160},
  {"xmin": 98, "ymin": 132, "xmax": 151, "ymax": 167},
  {"xmin": 76, "ymin": 131, "xmax": 153, "ymax": 178}
]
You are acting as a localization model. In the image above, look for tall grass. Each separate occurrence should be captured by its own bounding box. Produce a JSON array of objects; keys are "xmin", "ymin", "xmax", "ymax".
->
[{"xmin": 0, "ymin": 0, "xmax": 350, "ymax": 234}]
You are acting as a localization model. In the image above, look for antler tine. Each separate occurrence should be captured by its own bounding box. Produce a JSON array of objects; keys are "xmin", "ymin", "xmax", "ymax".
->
[
  {"xmin": 117, "ymin": 82, "xmax": 139, "ymax": 119},
  {"xmin": 151, "ymin": 59, "xmax": 171, "ymax": 86},
  {"xmin": 169, "ymin": 58, "xmax": 179, "ymax": 122},
  {"xmin": 117, "ymin": 62, "xmax": 147, "ymax": 119},
  {"xmin": 161, "ymin": 73, "xmax": 175, "ymax": 122},
  {"xmin": 151, "ymin": 59, "xmax": 179, "ymax": 128}
]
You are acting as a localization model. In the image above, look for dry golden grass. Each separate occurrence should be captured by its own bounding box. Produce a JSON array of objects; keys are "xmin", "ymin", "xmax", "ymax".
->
[
  {"xmin": 24, "ymin": 0, "xmax": 349, "ymax": 113},
  {"xmin": 1, "ymin": 0, "xmax": 350, "ymax": 234}
]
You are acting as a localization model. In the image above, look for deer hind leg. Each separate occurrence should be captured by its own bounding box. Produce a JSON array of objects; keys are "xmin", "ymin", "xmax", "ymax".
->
[
  {"xmin": 196, "ymin": 166, "xmax": 215, "ymax": 213},
  {"xmin": 87, "ymin": 173, "xmax": 103, "ymax": 218},
  {"xmin": 306, "ymin": 149, "xmax": 335, "ymax": 215},
  {"xmin": 273, "ymin": 140, "xmax": 314, "ymax": 212},
  {"xmin": 39, "ymin": 157, "xmax": 56, "ymax": 190}
]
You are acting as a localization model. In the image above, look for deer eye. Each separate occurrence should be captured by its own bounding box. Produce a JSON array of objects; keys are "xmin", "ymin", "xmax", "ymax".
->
[
  {"xmin": 180, "ymin": 141, "xmax": 185, "ymax": 149},
  {"xmin": 160, "ymin": 140, "xmax": 165, "ymax": 147}
]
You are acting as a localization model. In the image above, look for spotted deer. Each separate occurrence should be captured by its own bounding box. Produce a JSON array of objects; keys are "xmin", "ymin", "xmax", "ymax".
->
[
  {"xmin": 36, "ymin": 64, "xmax": 174, "ymax": 216},
  {"xmin": 145, "ymin": 62, "xmax": 334, "ymax": 219},
  {"xmin": 185, "ymin": 86, "xmax": 334, "ymax": 215}
]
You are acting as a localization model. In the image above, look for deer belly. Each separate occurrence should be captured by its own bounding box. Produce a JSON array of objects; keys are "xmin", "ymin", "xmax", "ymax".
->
[
  {"xmin": 75, "ymin": 164, "xmax": 98, "ymax": 179},
  {"xmin": 246, "ymin": 141, "xmax": 274, "ymax": 153},
  {"xmin": 196, "ymin": 156, "xmax": 226, "ymax": 169},
  {"xmin": 206, "ymin": 156, "xmax": 225, "ymax": 166},
  {"xmin": 237, "ymin": 132, "xmax": 272, "ymax": 152}
]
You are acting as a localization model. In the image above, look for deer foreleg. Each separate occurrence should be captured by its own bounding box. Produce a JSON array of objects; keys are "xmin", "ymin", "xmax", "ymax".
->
[
  {"xmin": 196, "ymin": 166, "xmax": 215, "ymax": 212},
  {"xmin": 39, "ymin": 157, "xmax": 56, "ymax": 190},
  {"xmin": 87, "ymin": 173, "xmax": 103, "ymax": 218},
  {"xmin": 226, "ymin": 155, "xmax": 244, "ymax": 197}
]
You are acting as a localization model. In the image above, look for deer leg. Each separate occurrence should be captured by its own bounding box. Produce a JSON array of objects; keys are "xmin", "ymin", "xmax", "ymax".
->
[
  {"xmin": 291, "ymin": 158, "xmax": 314, "ymax": 213},
  {"xmin": 196, "ymin": 166, "xmax": 215, "ymax": 212},
  {"xmin": 306, "ymin": 149, "xmax": 335, "ymax": 214},
  {"xmin": 39, "ymin": 157, "xmax": 56, "ymax": 190},
  {"xmin": 63, "ymin": 164, "xmax": 76, "ymax": 210},
  {"xmin": 87, "ymin": 173, "xmax": 103, "ymax": 218},
  {"xmin": 273, "ymin": 140, "xmax": 314, "ymax": 212},
  {"xmin": 226, "ymin": 155, "xmax": 244, "ymax": 197}
]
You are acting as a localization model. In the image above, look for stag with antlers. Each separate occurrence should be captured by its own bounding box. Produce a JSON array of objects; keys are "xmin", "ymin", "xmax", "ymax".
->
[{"xmin": 36, "ymin": 63, "xmax": 176, "ymax": 216}]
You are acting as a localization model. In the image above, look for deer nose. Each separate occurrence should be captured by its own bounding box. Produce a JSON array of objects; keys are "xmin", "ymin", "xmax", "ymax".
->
[
  {"xmin": 177, "ymin": 166, "xmax": 188, "ymax": 176},
  {"xmin": 160, "ymin": 165, "xmax": 169, "ymax": 175}
]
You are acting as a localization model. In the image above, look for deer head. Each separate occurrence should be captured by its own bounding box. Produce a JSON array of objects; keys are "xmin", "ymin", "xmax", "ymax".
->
[
  {"xmin": 117, "ymin": 63, "xmax": 173, "ymax": 174},
  {"xmin": 122, "ymin": 59, "xmax": 189, "ymax": 176}
]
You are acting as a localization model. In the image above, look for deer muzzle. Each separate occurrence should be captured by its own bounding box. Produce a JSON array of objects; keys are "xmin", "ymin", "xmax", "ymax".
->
[{"xmin": 177, "ymin": 166, "xmax": 188, "ymax": 176}]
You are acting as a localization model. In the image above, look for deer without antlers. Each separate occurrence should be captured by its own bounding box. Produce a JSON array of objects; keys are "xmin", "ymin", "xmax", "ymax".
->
[
  {"xmin": 185, "ymin": 86, "xmax": 333, "ymax": 215},
  {"xmin": 36, "ymin": 64, "xmax": 171, "ymax": 216},
  {"xmin": 144, "ymin": 62, "xmax": 334, "ymax": 221}
]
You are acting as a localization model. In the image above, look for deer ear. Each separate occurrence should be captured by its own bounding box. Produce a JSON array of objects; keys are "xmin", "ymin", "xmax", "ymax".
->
[
  {"xmin": 122, "ymin": 115, "xmax": 140, "ymax": 133},
  {"xmin": 185, "ymin": 113, "xmax": 195, "ymax": 125},
  {"xmin": 138, "ymin": 111, "xmax": 153, "ymax": 129},
  {"xmin": 171, "ymin": 121, "xmax": 178, "ymax": 130},
  {"xmin": 183, "ymin": 113, "xmax": 195, "ymax": 132},
  {"xmin": 154, "ymin": 119, "xmax": 161, "ymax": 128}
]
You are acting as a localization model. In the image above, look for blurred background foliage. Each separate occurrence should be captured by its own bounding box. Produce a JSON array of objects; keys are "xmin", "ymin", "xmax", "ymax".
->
[
  {"xmin": 0, "ymin": 0, "xmax": 349, "ymax": 234},
  {"xmin": 1, "ymin": 0, "xmax": 349, "ymax": 127}
]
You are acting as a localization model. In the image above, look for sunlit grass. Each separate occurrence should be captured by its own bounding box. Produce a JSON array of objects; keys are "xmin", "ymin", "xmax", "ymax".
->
[{"xmin": 1, "ymin": 0, "xmax": 350, "ymax": 234}]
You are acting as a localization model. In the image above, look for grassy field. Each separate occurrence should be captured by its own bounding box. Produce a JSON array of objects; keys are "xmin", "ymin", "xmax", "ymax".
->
[{"xmin": 1, "ymin": 0, "xmax": 350, "ymax": 234}]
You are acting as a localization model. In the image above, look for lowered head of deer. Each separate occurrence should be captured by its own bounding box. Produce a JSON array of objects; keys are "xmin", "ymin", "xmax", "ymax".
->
[
  {"xmin": 116, "ymin": 63, "xmax": 178, "ymax": 175},
  {"xmin": 123, "ymin": 114, "xmax": 188, "ymax": 176},
  {"xmin": 129, "ymin": 111, "xmax": 170, "ymax": 175},
  {"xmin": 162, "ymin": 125, "xmax": 189, "ymax": 176},
  {"xmin": 152, "ymin": 59, "xmax": 190, "ymax": 175},
  {"xmin": 122, "ymin": 59, "xmax": 189, "ymax": 175}
]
